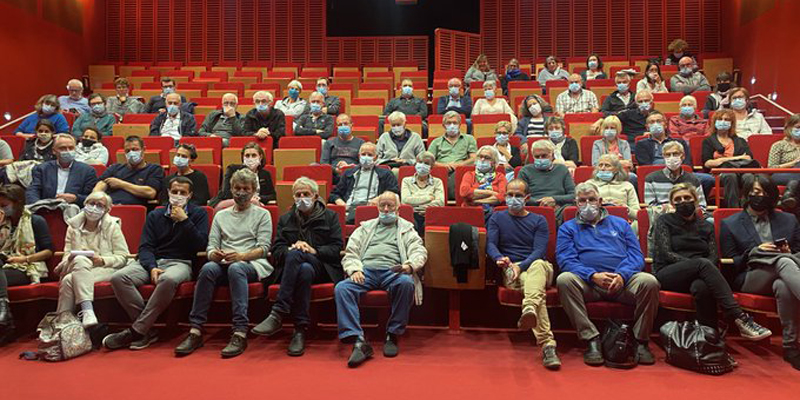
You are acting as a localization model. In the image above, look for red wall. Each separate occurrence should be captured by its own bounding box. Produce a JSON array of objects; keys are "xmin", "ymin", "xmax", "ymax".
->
[
  {"xmin": 722, "ymin": 0, "xmax": 800, "ymax": 113},
  {"xmin": 0, "ymin": 0, "xmax": 103, "ymax": 125}
]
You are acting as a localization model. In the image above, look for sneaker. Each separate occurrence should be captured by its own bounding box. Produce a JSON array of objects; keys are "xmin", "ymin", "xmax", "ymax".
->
[
  {"xmin": 735, "ymin": 314, "xmax": 772, "ymax": 341},
  {"xmin": 347, "ymin": 338, "xmax": 374, "ymax": 368},
  {"xmin": 221, "ymin": 333, "xmax": 248, "ymax": 358},
  {"xmin": 517, "ymin": 307, "xmax": 537, "ymax": 330},
  {"xmin": 251, "ymin": 312, "xmax": 282, "ymax": 337},
  {"xmin": 383, "ymin": 333, "xmax": 399, "ymax": 358},
  {"xmin": 102, "ymin": 329, "xmax": 133, "ymax": 351},
  {"xmin": 542, "ymin": 345, "xmax": 561, "ymax": 370},
  {"xmin": 130, "ymin": 330, "xmax": 159, "ymax": 350},
  {"xmin": 174, "ymin": 332, "xmax": 203, "ymax": 357},
  {"xmin": 637, "ymin": 343, "xmax": 655, "ymax": 365},
  {"xmin": 78, "ymin": 310, "xmax": 98, "ymax": 328}
]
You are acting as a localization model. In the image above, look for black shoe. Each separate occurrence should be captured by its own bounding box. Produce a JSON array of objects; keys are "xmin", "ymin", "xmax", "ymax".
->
[
  {"xmin": 383, "ymin": 333, "xmax": 399, "ymax": 358},
  {"xmin": 583, "ymin": 337, "xmax": 604, "ymax": 366},
  {"xmin": 102, "ymin": 329, "xmax": 134, "ymax": 351},
  {"xmin": 0, "ymin": 299, "xmax": 12, "ymax": 327},
  {"xmin": 347, "ymin": 338, "xmax": 374, "ymax": 368},
  {"xmin": 542, "ymin": 345, "xmax": 562, "ymax": 370},
  {"xmin": 221, "ymin": 333, "xmax": 247, "ymax": 358},
  {"xmin": 784, "ymin": 347, "xmax": 800, "ymax": 370},
  {"xmin": 781, "ymin": 181, "xmax": 799, "ymax": 210},
  {"xmin": 130, "ymin": 330, "xmax": 159, "ymax": 350},
  {"xmin": 174, "ymin": 332, "xmax": 203, "ymax": 357},
  {"xmin": 637, "ymin": 343, "xmax": 655, "ymax": 365},
  {"xmin": 251, "ymin": 312, "xmax": 282, "ymax": 336},
  {"xmin": 287, "ymin": 328, "xmax": 306, "ymax": 357}
]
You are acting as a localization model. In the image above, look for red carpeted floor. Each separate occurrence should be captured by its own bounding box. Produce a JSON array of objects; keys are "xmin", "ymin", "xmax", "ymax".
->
[{"xmin": 1, "ymin": 327, "xmax": 798, "ymax": 400}]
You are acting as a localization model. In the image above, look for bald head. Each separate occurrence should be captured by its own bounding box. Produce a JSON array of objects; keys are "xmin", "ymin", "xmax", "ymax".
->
[
  {"xmin": 221, "ymin": 93, "xmax": 238, "ymax": 104},
  {"xmin": 635, "ymin": 90, "xmax": 653, "ymax": 103},
  {"xmin": 376, "ymin": 191, "xmax": 399, "ymax": 211},
  {"xmin": 165, "ymin": 92, "xmax": 182, "ymax": 104},
  {"xmin": 678, "ymin": 56, "xmax": 694, "ymax": 70}
]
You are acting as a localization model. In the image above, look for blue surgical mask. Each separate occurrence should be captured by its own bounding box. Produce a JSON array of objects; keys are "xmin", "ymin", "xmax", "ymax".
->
[
  {"xmin": 91, "ymin": 104, "xmax": 105, "ymax": 114},
  {"xmin": 680, "ymin": 106, "xmax": 695, "ymax": 117},
  {"xmin": 731, "ymin": 98, "xmax": 746, "ymax": 111},
  {"xmin": 163, "ymin": 87, "xmax": 175, "ymax": 94},
  {"xmin": 415, "ymin": 162, "xmax": 431, "ymax": 176},
  {"xmin": 569, "ymin": 82, "xmax": 581, "ymax": 93},
  {"xmin": 506, "ymin": 196, "xmax": 526, "ymax": 211},
  {"xmin": 533, "ymin": 158, "xmax": 551, "ymax": 171},
  {"xmin": 309, "ymin": 103, "xmax": 322, "ymax": 113},
  {"xmin": 715, "ymin": 120, "xmax": 731, "ymax": 131},
  {"xmin": 173, "ymin": 155, "xmax": 189, "ymax": 168},
  {"xmin": 476, "ymin": 160, "xmax": 493, "ymax": 173},
  {"xmin": 126, "ymin": 150, "xmax": 142, "ymax": 165},
  {"xmin": 448, "ymin": 86, "xmax": 460, "ymax": 97},
  {"xmin": 42, "ymin": 104, "xmax": 55, "ymax": 114},
  {"xmin": 445, "ymin": 123, "xmax": 460, "ymax": 136},
  {"xmin": 579, "ymin": 204, "xmax": 600, "ymax": 221},
  {"xmin": 588, "ymin": 60, "xmax": 598, "ymax": 70},
  {"xmin": 256, "ymin": 103, "xmax": 269, "ymax": 112},
  {"xmin": 316, "ymin": 86, "xmax": 328, "ymax": 95},
  {"xmin": 295, "ymin": 197, "xmax": 314, "ymax": 212},
  {"xmin": 496, "ymin": 133, "xmax": 509, "ymax": 145},
  {"xmin": 484, "ymin": 89, "xmax": 495, "ymax": 99},
  {"xmin": 338, "ymin": 125, "xmax": 351, "ymax": 137},
  {"xmin": 360, "ymin": 155, "xmax": 375, "ymax": 168},
  {"xmin": 616, "ymin": 83, "xmax": 629, "ymax": 93},
  {"xmin": 549, "ymin": 130, "xmax": 564, "ymax": 142},
  {"xmin": 637, "ymin": 101, "xmax": 651, "ymax": 112},
  {"xmin": 58, "ymin": 150, "xmax": 75, "ymax": 164},
  {"xmin": 792, "ymin": 127, "xmax": 800, "ymax": 139},
  {"xmin": 597, "ymin": 170, "xmax": 614, "ymax": 182},
  {"xmin": 288, "ymin": 88, "xmax": 300, "ymax": 99},
  {"xmin": 402, "ymin": 86, "xmax": 413, "ymax": 96},
  {"xmin": 649, "ymin": 122, "xmax": 665, "ymax": 136},
  {"xmin": 680, "ymin": 67, "xmax": 693, "ymax": 77},
  {"xmin": 379, "ymin": 211, "xmax": 397, "ymax": 225},
  {"xmin": 603, "ymin": 129, "xmax": 617, "ymax": 140},
  {"xmin": 167, "ymin": 104, "xmax": 179, "ymax": 115}
]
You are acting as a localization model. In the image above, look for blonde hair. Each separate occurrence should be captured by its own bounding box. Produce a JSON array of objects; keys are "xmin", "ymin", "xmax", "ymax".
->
[
  {"xmin": 669, "ymin": 183, "xmax": 698, "ymax": 204},
  {"xmin": 680, "ymin": 95, "xmax": 697, "ymax": 107},
  {"xmin": 495, "ymin": 120, "xmax": 513, "ymax": 133},
  {"xmin": 601, "ymin": 115, "xmax": 623, "ymax": 137}
]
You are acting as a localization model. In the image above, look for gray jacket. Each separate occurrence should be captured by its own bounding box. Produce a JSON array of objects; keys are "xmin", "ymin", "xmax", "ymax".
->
[{"xmin": 376, "ymin": 130, "xmax": 425, "ymax": 165}]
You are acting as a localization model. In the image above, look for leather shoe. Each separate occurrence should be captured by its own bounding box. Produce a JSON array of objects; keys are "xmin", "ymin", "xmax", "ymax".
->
[
  {"xmin": 347, "ymin": 338, "xmax": 374, "ymax": 368},
  {"xmin": 174, "ymin": 332, "xmax": 203, "ymax": 357},
  {"xmin": 0, "ymin": 299, "xmax": 12, "ymax": 327},
  {"xmin": 583, "ymin": 337, "xmax": 604, "ymax": 366},
  {"xmin": 784, "ymin": 347, "xmax": 800, "ymax": 370},
  {"xmin": 637, "ymin": 343, "xmax": 655, "ymax": 365},
  {"xmin": 251, "ymin": 312, "xmax": 282, "ymax": 336},
  {"xmin": 781, "ymin": 180, "xmax": 799, "ymax": 210},
  {"xmin": 287, "ymin": 328, "xmax": 306, "ymax": 357},
  {"xmin": 383, "ymin": 333, "xmax": 399, "ymax": 357},
  {"xmin": 221, "ymin": 333, "xmax": 248, "ymax": 358}
]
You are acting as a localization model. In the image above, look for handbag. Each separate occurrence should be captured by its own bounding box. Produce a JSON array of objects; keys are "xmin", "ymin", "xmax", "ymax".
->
[
  {"xmin": 660, "ymin": 320, "xmax": 735, "ymax": 375},
  {"xmin": 35, "ymin": 312, "xmax": 93, "ymax": 361},
  {"xmin": 720, "ymin": 158, "xmax": 760, "ymax": 169},
  {"xmin": 601, "ymin": 319, "xmax": 638, "ymax": 369}
]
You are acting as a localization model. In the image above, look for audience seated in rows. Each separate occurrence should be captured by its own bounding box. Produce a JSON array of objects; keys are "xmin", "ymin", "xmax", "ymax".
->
[
  {"xmin": 306, "ymin": 78, "xmax": 340, "ymax": 116},
  {"xmin": 636, "ymin": 62, "xmax": 668, "ymax": 94},
  {"xmin": 330, "ymin": 142, "xmax": 399, "ymax": 224},
  {"xmin": 294, "ymin": 91, "xmax": 334, "ymax": 139},
  {"xmin": 16, "ymin": 94, "xmax": 69, "ymax": 138},
  {"xmin": 150, "ymin": 93, "xmax": 197, "ymax": 140},
  {"xmin": 400, "ymin": 151, "xmax": 444, "ymax": 235},
  {"xmin": 243, "ymin": 91, "xmax": 285, "ymax": 148},
  {"xmin": 473, "ymin": 80, "xmax": 517, "ymax": 127},
  {"xmin": 428, "ymin": 111, "xmax": 477, "ymax": 200},
  {"xmin": 144, "ymin": 77, "xmax": 187, "ymax": 114},
  {"xmin": 93, "ymin": 136, "xmax": 164, "ymax": 206},
  {"xmin": 160, "ymin": 143, "xmax": 211, "ymax": 207},
  {"xmin": 209, "ymin": 142, "xmax": 275, "ymax": 210},
  {"xmin": 72, "ymin": 93, "xmax": 115, "ymax": 137},
  {"xmin": 74, "ymin": 127, "xmax": 109, "ymax": 166},
  {"xmin": 198, "ymin": 93, "xmax": 244, "ymax": 146},
  {"xmin": 464, "ymin": 54, "xmax": 498, "ymax": 91},
  {"xmin": 106, "ymin": 78, "xmax": 145, "ymax": 117},
  {"xmin": 59, "ymin": 79, "xmax": 90, "ymax": 115},
  {"xmin": 26, "ymin": 134, "xmax": 97, "ymax": 207}
]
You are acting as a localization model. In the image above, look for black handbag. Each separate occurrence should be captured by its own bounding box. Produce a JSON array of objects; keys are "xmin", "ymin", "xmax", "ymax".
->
[
  {"xmin": 660, "ymin": 320, "xmax": 735, "ymax": 375},
  {"xmin": 601, "ymin": 319, "xmax": 638, "ymax": 369},
  {"xmin": 720, "ymin": 158, "xmax": 760, "ymax": 169}
]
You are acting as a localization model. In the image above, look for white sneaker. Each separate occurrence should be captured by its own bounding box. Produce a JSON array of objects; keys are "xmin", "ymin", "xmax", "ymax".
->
[{"xmin": 78, "ymin": 310, "xmax": 98, "ymax": 328}]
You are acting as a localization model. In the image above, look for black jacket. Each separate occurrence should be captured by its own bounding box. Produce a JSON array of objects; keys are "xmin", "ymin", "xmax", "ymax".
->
[
  {"xmin": 19, "ymin": 138, "xmax": 55, "ymax": 162},
  {"xmin": 294, "ymin": 113, "xmax": 334, "ymax": 139},
  {"xmin": 652, "ymin": 212, "xmax": 717, "ymax": 273},
  {"xmin": 209, "ymin": 164, "xmax": 276, "ymax": 207},
  {"xmin": 701, "ymin": 134, "xmax": 752, "ymax": 167},
  {"xmin": 635, "ymin": 137, "xmax": 692, "ymax": 166},
  {"xmin": 271, "ymin": 202, "xmax": 344, "ymax": 283},
  {"xmin": 329, "ymin": 166, "xmax": 399, "ymax": 204},
  {"xmin": 149, "ymin": 111, "xmax": 197, "ymax": 137},
  {"xmin": 243, "ymin": 108, "xmax": 286, "ymax": 148},
  {"xmin": 144, "ymin": 94, "xmax": 188, "ymax": 114}
]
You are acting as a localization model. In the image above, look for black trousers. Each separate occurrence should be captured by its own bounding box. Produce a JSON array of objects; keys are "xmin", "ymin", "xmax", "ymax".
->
[
  {"xmin": 655, "ymin": 258, "xmax": 742, "ymax": 328},
  {"xmin": 272, "ymin": 250, "xmax": 329, "ymax": 328},
  {"xmin": 0, "ymin": 268, "xmax": 30, "ymax": 298}
]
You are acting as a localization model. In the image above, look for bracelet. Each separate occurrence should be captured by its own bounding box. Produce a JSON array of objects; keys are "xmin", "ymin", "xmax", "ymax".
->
[{"xmin": 25, "ymin": 256, "xmax": 30, "ymax": 263}]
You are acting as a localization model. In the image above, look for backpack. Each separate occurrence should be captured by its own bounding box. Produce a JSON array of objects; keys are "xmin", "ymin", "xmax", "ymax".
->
[
  {"xmin": 602, "ymin": 319, "xmax": 639, "ymax": 369},
  {"xmin": 35, "ymin": 312, "xmax": 92, "ymax": 361},
  {"xmin": 660, "ymin": 320, "xmax": 735, "ymax": 375}
]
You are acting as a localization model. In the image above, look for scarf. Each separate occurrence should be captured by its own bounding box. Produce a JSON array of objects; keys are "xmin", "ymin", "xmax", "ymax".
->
[
  {"xmin": 0, "ymin": 208, "xmax": 44, "ymax": 282},
  {"xmin": 475, "ymin": 169, "xmax": 495, "ymax": 187}
]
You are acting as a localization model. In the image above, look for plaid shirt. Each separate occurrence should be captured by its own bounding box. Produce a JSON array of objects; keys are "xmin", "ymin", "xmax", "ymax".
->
[{"xmin": 555, "ymin": 89, "xmax": 599, "ymax": 114}]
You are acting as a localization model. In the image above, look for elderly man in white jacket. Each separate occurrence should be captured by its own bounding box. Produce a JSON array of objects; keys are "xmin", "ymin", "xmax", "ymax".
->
[{"xmin": 335, "ymin": 191, "xmax": 427, "ymax": 368}]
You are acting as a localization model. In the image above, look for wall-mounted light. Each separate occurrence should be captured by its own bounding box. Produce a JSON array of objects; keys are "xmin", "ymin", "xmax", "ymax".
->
[
  {"xmin": 750, "ymin": 76, "xmax": 757, "ymax": 85},
  {"xmin": 3, "ymin": 112, "xmax": 10, "ymax": 121},
  {"xmin": 771, "ymin": 92, "xmax": 778, "ymax": 101}
]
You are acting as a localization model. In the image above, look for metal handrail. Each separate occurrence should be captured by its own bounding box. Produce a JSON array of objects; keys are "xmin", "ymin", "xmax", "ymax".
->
[
  {"xmin": 751, "ymin": 93, "xmax": 794, "ymax": 116},
  {"xmin": 0, "ymin": 111, "xmax": 34, "ymax": 131}
]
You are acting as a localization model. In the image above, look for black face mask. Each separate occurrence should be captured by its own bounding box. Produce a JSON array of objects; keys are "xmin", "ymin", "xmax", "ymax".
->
[
  {"xmin": 748, "ymin": 194, "xmax": 770, "ymax": 212},
  {"xmin": 675, "ymin": 202, "xmax": 696, "ymax": 218},
  {"xmin": 717, "ymin": 83, "xmax": 731, "ymax": 93},
  {"xmin": 81, "ymin": 139, "xmax": 96, "ymax": 148}
]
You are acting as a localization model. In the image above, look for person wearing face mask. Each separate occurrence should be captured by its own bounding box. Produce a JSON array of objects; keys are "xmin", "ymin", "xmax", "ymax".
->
[
  {"xmin": 515, "ymin": 94, "xmax": 553, "ymax": 140},
  {"xmin": 428, "ymin": 112, "xmax": 478, "ymax": 200},
  {"xmin": 473, "ymin": 80, "xmax": 518, "ymax": 127},
  {"xmin": 176, "ymin": 168, "xmax": 274, "ymax": 358},
  {"xmin": 608, "ymin": 89, "xmax": 657, "ymax": 147},
  {"xmin": 252, "ymin": 177, "xmax": 344, "ymax": 356},
  {"xmin": 459, "ymin": 146, "xmax": 507, "ymax": 213},
  {"xmin": 198, "ymin": 93, "xmax": 244, "ymax": 146},
  {"xmin": 702, "ymin": 71, "xmax": 733, "ymax": 118},
  {"xmin": 334, "ymin": 191, "xmax": 427, "ymax": 367},
  {"xmin": 321, "ymin": 114, "xmax": 366, "ymax": 177},
  {"xmin": 72, "ymin": 93, "xmax": 116, "ymax": 137},
  {"xmin": 160, "ymin": 143, "xmax": 210, "ymax": 207},
  {"xmin": 106, "ymin": 78, "xmax": 144, "ymax": 117},
  {"xmin": 209, "ymin": 142, "xmax": 275, "ymax": 210},
  {"xmin": 0, "ymin": 184, "xmax": 54, "ymax": 341},
  {"xmin": 149, "ymin": 93, "xmax": 197, "ymax": 142},
  {"xmin": 294, "ymin": 91, "xmax": 334, "ymax": 139},
  {"xmin": 74, "ymin": 127, "xmax": 109, "ymax": 165},
  {"xmin": 556, "ymin": 182, "xmax": 659, "ymax": 366},
  {"xmin": 243, "ymin": 91, "xmax": 285, "ymax": 149},
  {"xmin": 635, "ymin": 110, "xmax": 692, "ymax": 165},
  {"xmin": 644, "ymin": 141, "xmax": 708, "ymax": 215},
  {"xmin": 401, "ymin": 152, "xmax": 445, "ymax": 236},
  {"xmin": 486, "ymin": 179, "xmax": 561, "ymax": 369},
  {"xmin": 580, "ymin": 54, "xmax": 607, "ymax": 82},
  {"xmin": 728, "ymin": 87, "xmax": 771, "ymax": 140},
  {"xmin": 274, "ymin": 80, "xmax": 308, "ymax": 118},
  {"xmin": 376, "ymin": 111, "xmax": 425, "ymax": 169},
  {"xmin": 545, "ymin": 118, "xmax": 579, "ymax": 172},
  {"xmin": 670, "ymin": 56, "xmax": 711, "ymax": 95},
  {"xmin": 635, "ymin": 62, "xmax": 667, "ymax": 94},
  {"xmin": 518, "ymin": 140, "xmax": 576, "ymax": 213},
  {"xmin": 537, "ymin": 55, "xmax": 570, "ymax": 90},
  {"xmin": 591, "ymin": 115, "xmax": 633, "ymax": 171},
  {"xmin": 93, "ymin": 135, "xmax": 164, "ymax": 206},
  {"xmin": 330, "ymin": 142, "xmax": 399, "ymax": 224},
  {"xmin": 588, "ymin": 154, "xmax": 640, "ymax": 231},
  {"xmin": 436, "ymin": 77, "xmax": 473, "ymax": 117},
  {"xmin": 55, "ymin": 191, "xmax": 131, "ymax": 328},
  {"xmin": 555, "ymin": 74, "xmax": 599, "ymax": 117},
  {"xmin": 493, "ymin": 121, "xmax": 523, "ymax": 176},
  {"xmin": 15, "ymin": 94, "xmax": 69, "ymax": 139},
  {"xmin": 144, "ymin": 77, "xmax": 187, "ymax": 114},
  {"xmin": 600, "ymin": 70, "xmax": 636, "ymax": 115},
  {"xmin": 667, "ymin": 95, "xmax": 708, "ymax": 140},
  {"xmin": 653, "ymin": 183, "xmax": 772, "ymax": 345},
  {"xmin": 665, "ymin": 39, "xmax": 694, "ymax": 66},
  {"xmin": 58, "ymin": 79, "xmax": 91, "ymax": 114},
  {"xmin": 312, "ymin": 77, "xmax": 341, "ymax": 116},
  {"xmin": 19, "ymin": 119, "xmax": 57, "ymax": 162},
  {"xmin": 464, "ymin": 54, "xmax": 498, "ymax": 91},
  {"xmin": 770, "ymin": 114, "xmax": 800, "ymax": 188},
  {"xmin": 104, "ymin": 177, "xmax": 208, "ymax": 352},
  {"xmin": 499, "ymin": 58, "xmax": 530, "ymax": 96},
  {"xmin": 720, "ymin": 175, "xmax": 800, "ymax": 370},
  {"xmin": 382, "ymin": 78, "xmax": 428, "ymax": 136},
  {"xmin": 702, "ymin": 109, "xmax": 755, "ymax": 207},
  {"xmin": 26, "ymin": 134, "xmax": 97, "ymax": 206}
]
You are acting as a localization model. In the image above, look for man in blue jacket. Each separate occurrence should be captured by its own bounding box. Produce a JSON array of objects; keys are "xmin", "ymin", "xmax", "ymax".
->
[
  {"xmin": 556, "ymin": 181, "xmax": 659, "ymax": 366},
  {"xmin": 330, "ymin": 142, "xmax": 399, "ymax": 224},
  {"xmin": 103, "ymin": 176, "xmax": 209, "ymax": 351},
  {"xmin": 26, "ymin": 134, "xmax": 97, "ymax": 206}
]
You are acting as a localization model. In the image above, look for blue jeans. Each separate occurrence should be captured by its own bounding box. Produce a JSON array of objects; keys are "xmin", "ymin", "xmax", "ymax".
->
[
  {"xmin": 695, "ymin": 172, "xmax": 715, "ymax": 199},
  {"xmin": 335, "ymin": 268, "xmax": 415, "ymax": 340},
  {"xmin": 189, "ymin": 261, "xmax": 258, "ymax": 332},
  {"xmin": 272, "ymin": 250, "xmax": 326, "ymax": 327}
]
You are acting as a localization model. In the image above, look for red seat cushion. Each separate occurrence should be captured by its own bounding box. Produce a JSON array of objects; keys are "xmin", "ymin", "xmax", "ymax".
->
[
  {"xmin": 659, "ymin": 290, "xmax": 696, "ymax": 311},
  {"xmin": 497, "ymin": 287, "xmax": 633, "ymax": 319},
  {"xmin": 735, "ymin": 293, "xmax": 777, "ymax": 313},
  {"xmin": 7, "ymin": 284, "xmax": 43, "ymax": 302},
  {"xmin": 212, "ymin": 282, "xmax": 265, "ymax": 301},
  {"xmin": 175, "ymin": 282, "xmax": 196, "ymax": 299},
  {"xmin": 137, "ymin": 284, "xmax": 156, "ymax": 299},
  {"xmin": 361, "ymin": 290, "xmax": 389, "ymax": 307},
  {"xmin": 93, "ymin": 281, "xmax": 116, "ymax": 299},
  {"xmin": 39, "ymin": 282, "xmax": 60, "ymax": 300},
  {"xmin": 267, "ymin": 283, "xmax": 335, "ymax": 302},
  {"xmin": 497, "ymin": 287, "xmax": 560, "ymax": 306}
]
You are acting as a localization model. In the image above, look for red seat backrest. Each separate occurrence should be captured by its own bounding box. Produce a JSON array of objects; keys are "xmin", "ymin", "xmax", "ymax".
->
[
  {"xmin": 278, "ymin": 136, "xmax": 322, "ymax": 160},
  {"xmin": 260, "ymin": 205, "xmax": 279, "ymax": 240},
  {"xmin": 476, "ymin": 136, "xmax": 521, "ymax": 149},
  {"xmin": 0, "ymin": 136, "xmax": 26, "ymax": 159},
  {"xmin": 354, "ymin": 205, "xmax": 414, "ymax": 225},
  {"xmin": 748, "ymin": 134, "xmax": 784, "ymax": 167},
  {"xmin": 168, "ymin": 164, "xmax": 221, "ymax": 198},
  {"xmin": 109, "ymin": 205, "xmax": 147, "ymax": 253},
  {"xmin": 425, "ymin": 206, "xmax": 486, "ymax": 228},
  {"xmin": 688, "ymin": 135, "xmax": 709, "ymax": 168},
  {"xmin": 92, "ymin": 164, "xmax": 107, "ymax": 177},
  {"xmin": 199, "ymin": 71, "xmax": 229, "ymax": 81},
  {"xmin": 121, "ymin": 114, "xmax": 158, "ymax": 124},
  {"xmin": 472, "ymin": 114, "xmax": 511, "ymax": 124},
  {"xmin": 327, "ymin": 204, "xmax": 347, "ymax": 234},
  {"xmin": 282, "ymin": 165, "xmax": 333, "ymax": 198},
  {"xmin": 38, "ymin": 209, "xmax": 68, "ymax": 252},
  {"xmin": 102, "ymin": 136, "xmax": 125, "ymax": 167},
  {"xmin": 493, "ymin": 206, "xmax": 557, "ymax": 262},
  {"xmin": 637, "ymin": 208, "xmax": 650, "ymax": 256},
  {"xmin": 579, "ymin": 135, "xmax": 602, "ymax": 165},
  {"xmin": 179, "ymin": 137, "xmax": 223, "ymax": 165},
  {"xmin": 713, "ymin": 208, "xmax": 743, "ymax": 257},
  {"xmin": 573, "ymin": 166, "xmax": 594, "ymax": 184}
]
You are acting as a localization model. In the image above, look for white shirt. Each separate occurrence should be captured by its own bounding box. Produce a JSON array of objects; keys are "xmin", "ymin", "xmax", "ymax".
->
[
  {"xmin": 161, "ymin": 113, "xmax": 181, "ymax": 140},
  {"xmin": 56, "ymin": 162, "xmax": 72, "ymax": 195}
]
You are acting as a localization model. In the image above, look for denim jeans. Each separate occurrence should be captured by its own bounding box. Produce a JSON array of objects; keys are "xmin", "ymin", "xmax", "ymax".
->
[
  {"xmin": 335, "ymin": 268, "xmax": 415, "ymax": 340},
  {"xmin": 272, "ymin": 250, "xmax": 327, "ymax": 327},
  {"xmin": 188, "ymin": 261, "xmax": 258, "ymax": 332}
]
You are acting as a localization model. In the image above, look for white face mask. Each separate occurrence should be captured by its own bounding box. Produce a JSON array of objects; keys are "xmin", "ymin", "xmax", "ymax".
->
[
  {"xmin": 243, "ymin": 157, "xmax": 260, "ymax": 169},
  {"xmin": 169, "ymin": 193, "xmax": 188, "ymax": 208},
  {"xmin": 391, "ymin": 125, "xmax": 405, "ymax": 137},
  {"xmin": 83, "ymin": 204, "xmax": 105, "ymax": 221},
  {"xmin": 528, "ymin": 103, "xmax": 542, "ymax": 116}
]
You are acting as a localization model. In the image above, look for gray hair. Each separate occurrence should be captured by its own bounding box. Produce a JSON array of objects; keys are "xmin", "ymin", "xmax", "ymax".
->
[
  {"xmin": 482, "ymin": 80, "xmax": 497, "ymax": 89},
  {"xmin": 376, "ymin": 191, "xmax": 400, "ymax": 206},
  {"xmin": 530, "ymin": 139, "xmax": 556, "ymax": 154},
  {"xmin": 593, "ymin": 153, "xmax": 628, "ymax": 182},
  {"xmin": 67, "ymin": 79, "xmax": 84, "ymax": 89},
  {"xmin": 287, "ymin": 80, "xmax": 303, "ymax": 90},
  {"xmin": 387, "ymin": 111, "xmax": 407, "ymax": 124},
  {"xmin": 416, "ymin": 151, "xmax": 436, "ymax": 165},
  {"xmin": 221, "ymin": 93, "xmax": 238, "ymax": 103},
  {"xmin": 292, "ymin": 176, "xmax": 319, "ymax": 195},
  {"xmin": 253, "ymin": 90, "xmax": 274, "ymax": 101},
  {"xmin": 662, "ymin": 141, "xmax": 685, "ymax": 155},
  {"xmin": 54, "ymin": 134, "xmax": 76, "ymax": 145},
  {"xmin": 477, "ymin": 145, "xmax": 499, "ymax": 165},
  {"xmin": 85, "ymin": 191, "xmax": 112, "ymax": 210},
  {"xmin": 308, "ymin": 91, "xmax": 324, "ymax": 102},
  {"xmin": 230, "ymin": 168, "xmax": 259, "ymax": 191},
  {"xmin": 680, "ymin": 95, "xmax": 697, "ymax": 107},
  {"xmin": 442, "ymin": 110, "xmax": 461, "ymax": 125},
  {"xmin": 575, "ymin": 181, "xmax": 600, "ymax": 197}
]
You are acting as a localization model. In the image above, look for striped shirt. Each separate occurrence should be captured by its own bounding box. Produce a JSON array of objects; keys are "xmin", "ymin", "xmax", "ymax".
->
[
  {"xmin": 526, "ymin": 117, "xmax": 546, "ymax": 136},
  {"xmin": 556, "ymin": 89, "xmax": 599, "ymax": 114},
  {"xmin": 643, "ymin": 168, "xmax": 707, "ymax": 210}
]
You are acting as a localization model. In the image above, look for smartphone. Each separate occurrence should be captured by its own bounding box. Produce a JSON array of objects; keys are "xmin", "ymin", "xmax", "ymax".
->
[{"xmin": 774, "ymin": 238, "xmax": 789, "ymax": 248}]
